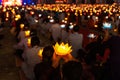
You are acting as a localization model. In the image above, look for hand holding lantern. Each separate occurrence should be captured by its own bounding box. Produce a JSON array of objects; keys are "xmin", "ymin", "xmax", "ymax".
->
[{"xmin": 53, "ymin": 42, "xmax": 77, "ymax": 67}]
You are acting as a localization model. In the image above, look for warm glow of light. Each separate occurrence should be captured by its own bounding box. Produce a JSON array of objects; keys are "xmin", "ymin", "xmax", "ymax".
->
[
  {"xmin": 94, "ymin": 25, "xmax": 98, "ymax": 28},
  {"xmin": 65, "ymin": 17, "xmax": 68, "ymax": 20},
  {"xmin": 6, "ymin": 12, "xmax": 9, "ymax": 18},
  {"xmin": 3, "ymin": 0, "xmax": 22, "ymax": 6},
  {"xmin": 30, "ymin": 11, "xmax": 35, "ymax": 15},
  {"xmin": 5, "ymin": 18, "xmax": 8, "ymax": 21},
  {"xmin": 38, "ymin": 48, "xmax": 44, "ymax": 57},
  {"xmin": 3, "ymin": 8, "xmax": 6, "ymax": 12},
  {"xmin": 53, "ymin": 42, "xmax": 72, "ymax": 56},
  {"xmin": 48, "ymin": 16, "xmax": 51, "ymax": 18},
  {"xmin": 27, "ymin": 38, "xmax": 31, "ymax": 47},
  {"xmin": 20, "ymin": 24, "xmax": 24, "ymax": 29},
  {"xmin": 15, "ymin": 15, "xmax": 21, "ymax": 19},
  {"xmin": 25, "ymin": 30, "xmax": 30, "ymax": 37},
  {"xmin": 114, "ymin": 29, "xmax": 117, "ymax": 32}
]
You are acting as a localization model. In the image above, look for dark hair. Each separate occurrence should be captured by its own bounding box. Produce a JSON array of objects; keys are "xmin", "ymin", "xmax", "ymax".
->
[
  {"xmin": 62, "ymin": 61, "xmax": 83, "ymax": 80},
  {"xmin": 43, "ymin": 18, "xmax": 49, "ymax": 23},
  {"xmin": 77, "ymin": 49, "xmax": 86, "ymax": 62},
  {"xmin": 73, "ymin": 25, "xmax": 80, "ymax": 32},
  {"xmin": 31, "ymin": 36, "xmax": 40, "ymax": 47},
  {"xmin": 30, "ymin": 29, "xmax": 37, "ymax": 37},
  {"xmin": 97, "ymin": 34, "xmax": 103, "ymax": 43},
  {"xmin": 118, "ymin": 24, "xmax": 120, "ymax": 34},
  {"xmin": 42, "ymin": 46, "xmax": 54, "ymax": 65}
]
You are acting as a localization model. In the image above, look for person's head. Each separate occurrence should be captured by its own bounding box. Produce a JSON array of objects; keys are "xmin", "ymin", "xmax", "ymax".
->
[
  {"xmin": 73, "ymin": 25, "xmax": 80, "ymax": 32},
  {"xmin": 54, "ymin": 18, "xmax": 59, "ymax": 23},
  {"xmin": 62, "ymin": 61, "xmax": 83, "ymax": 80},
  {"xmin": 42, "ymin": 46, "xmax": 54, "ymax": 65},
  {"xmin": 30, "ymin": 29, "xmax": 37, "ymax": 37},
  {"xmin": 118, "ymin": 24, "xmax": 120, "ymax": 34},
  {"xmin": 31, "ymin": 36, "xmax": 40, "ymax": 47},
  {"xmin": 77, "ymin": 49, "xmax": 86, "ymax": 62},
  {"xmin": 96, "ymin": 34, "xmax": 103, "ymax": 43}
]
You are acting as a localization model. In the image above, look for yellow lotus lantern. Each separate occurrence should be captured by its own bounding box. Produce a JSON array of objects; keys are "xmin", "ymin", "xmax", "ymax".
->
[
  {"xmin": 27, "ymin": 38, "xmax": 31, "ymax": 47},
  {"xmin": 20, "ymin": 24, "xmax": 24, "ymax": 29},
  {"xmin": 30, "ymin": 11, "xmax": 34, "ymax": 15},
  {"xmin": 38, "ymin": 48, "xmax": 44, "ymax": 57},
  {"xmin": 25, "ymin": 30, "xmax": 30, "ymax": 37},
  {"xmin": 6, "ymin": 12, "xmax": 9, "ymax": 18},
  {"xmin": 15, "ymin": 18, "xmax": 19, "ymax": 21},
  {"xmin": 15, "ymin": 14, "xmax": 21, "ymax": 19},
  {"xmin": 5, "ymin": 18, "xmax": 8, "ymax": 21},
  {"xmin": 53, "ymin": 42, "xmax": 72, "ymax": 56},
  {"xmin": 114, "ymin": 28, "xmax": 117, "ymax": 32},
  {"xmin": 94, "ymin": 25, "xmax": 98, "ymax": 28}
]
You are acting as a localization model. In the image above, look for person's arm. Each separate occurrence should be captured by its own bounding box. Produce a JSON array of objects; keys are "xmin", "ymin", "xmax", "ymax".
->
[
  {"xmin": 13, "ymin": 40, "xmax": 24, "ymax": 49},
  {"xmin": 52, "ymin": 53, "xmax": 61, "ymax": 68},
  {"xmin": 102, "ymin": 29, "xmax": 110, "ymax": 42}
]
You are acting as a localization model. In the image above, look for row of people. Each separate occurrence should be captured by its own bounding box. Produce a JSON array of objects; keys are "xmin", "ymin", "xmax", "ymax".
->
[{"xmin": 9, "ymin": 5, "xmax": 120, "ymax": 80}]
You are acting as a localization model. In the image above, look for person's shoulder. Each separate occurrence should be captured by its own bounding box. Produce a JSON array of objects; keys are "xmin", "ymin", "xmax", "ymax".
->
[
  {"xmin": 78, "ymin": 33, "xmax": 83, "ymax": 36},
  {"xmin": 109, "ymin": 35, "xmax": 120, "ymax": 40}
]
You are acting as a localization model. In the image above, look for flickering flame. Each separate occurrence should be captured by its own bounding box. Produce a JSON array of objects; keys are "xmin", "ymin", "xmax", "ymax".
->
[{"xmin": 53, "ymin": 42, "xmax": 72, "ymax": 56}]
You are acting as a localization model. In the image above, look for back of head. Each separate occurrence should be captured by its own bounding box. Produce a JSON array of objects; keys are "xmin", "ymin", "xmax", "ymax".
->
[
  {"xmin": 42, "ymin": 46, "xmax": 54, "ymax": 64},
  {"xmin": 73, "ymin": 25, "xmax": 80, "ymax": 32},
  {"xmin": 62, "ymin": 61, "xmax": 83, "ymax": 80},
  {"xmin": 31, "ymin": 36, "xmax": 40, "ymax": 47},
  {"xmin": 118, "ymin": 24, "xmax": 120, "ymax": 34},
  {"xmin": 54, "ymin": 18, "xmax": 59, "ymax": 23},
  {"xmin": 77, "ymin": 49, "xmax": 86, "ymax": 62},
  {"xmin": 30, "ymin": 29, "xmax": 37, "ymax": 37}
]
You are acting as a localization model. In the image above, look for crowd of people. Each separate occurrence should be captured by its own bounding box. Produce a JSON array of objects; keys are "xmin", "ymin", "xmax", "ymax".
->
[{"xmin": 0, "ymin": 3, "xmax": 120, "ymax": 80}]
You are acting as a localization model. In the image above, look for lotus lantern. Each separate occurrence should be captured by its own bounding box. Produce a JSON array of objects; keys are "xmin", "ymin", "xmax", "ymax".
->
[
  {"xmin": 27, "ymin": 38, "xmax": 31, "ymax": 47},
  {"xmin": 38, "ymin": 48, "xmax": 44, "ymax": 57},
  {"xmin": 20, "ymin": 24, "xmax": 24, "ymax": 29},
  {"xmin": 53, "ymin": 42, "xmax": 72, "ymax": 56},
  {"xmin": 25, "ymin": 30, "xmax": 30, "ymax": 37}
]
